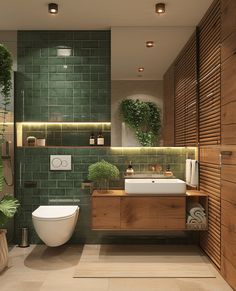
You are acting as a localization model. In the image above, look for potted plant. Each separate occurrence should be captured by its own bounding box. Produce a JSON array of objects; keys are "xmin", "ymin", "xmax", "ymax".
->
[
  {"xmin": 0, "ymin": 195, "xmax": 19, "ymax": 272},
  {"xmin": 88, "ymin": 160, "xmax": 120, "ymax": 192}
]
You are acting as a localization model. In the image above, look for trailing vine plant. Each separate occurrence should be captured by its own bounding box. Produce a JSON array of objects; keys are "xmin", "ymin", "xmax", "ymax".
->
[
  {"xmin": 120, "ymin": 99, "xmax": 161, "ymax": 147},
  {"xmin": 0, "ymin": 44, "xmax": 13, "ymax": 191}
]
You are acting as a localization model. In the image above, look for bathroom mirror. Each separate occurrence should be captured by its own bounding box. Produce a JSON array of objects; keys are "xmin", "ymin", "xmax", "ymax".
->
[
  {"xmin": 111, "ymin": 26, "xmax": 195, "ymax": 147},
  {"xmin": 110, "ymin": 0, "xmax": 214, "ymax": 147}
]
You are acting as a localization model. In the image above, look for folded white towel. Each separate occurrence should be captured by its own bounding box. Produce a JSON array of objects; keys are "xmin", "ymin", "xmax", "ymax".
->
[
  {"xmin": 190, "ymin": 160, "xmax": 199, "ymax": 187},
  {"xmin": 187, "ymin": 216, "xmax": 199, "ymax": 224},
  {"xmin": 186, "ymin": 159, "xmax": 192, "ymax": 184},
  {"xmin": 187, "ymin": 203, "xmax": 204, "ymax": 213}
]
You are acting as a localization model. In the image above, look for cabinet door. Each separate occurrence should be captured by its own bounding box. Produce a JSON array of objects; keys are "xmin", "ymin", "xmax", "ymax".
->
[
  {"xmin": 92, "ymin": 197, "xmax": 120, "ymax": 229},
  {"xmin": 120, "ymin": 197, "xmax": 185, "ymax": 230}
]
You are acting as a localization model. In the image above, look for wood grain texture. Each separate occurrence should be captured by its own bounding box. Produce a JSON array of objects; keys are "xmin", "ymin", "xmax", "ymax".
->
[
  {"xmin": 174, "ymin": 33, "xmax": 197, "ymax": 147},
  {"xmin": 221, "ymin": 30, "xmax": 236, "ymax": 63},
  {"xmin": 221, "ymin": 255, "xmax": 236, "ymax": 290},
  {"xmin": 221, "ymin": 179, "xmax": 236, "ymax": 204},
  {"xmin": 92, "ymin": 197, "xmax": 121, "ymax": 229},
  {"xmin": 221, "ymin": 164, "xmax": 236, "ymax": 183},
  {"xmin": 199, "ymin": 0, "xmax": 221, "ymax": 146},
  {"xmin": 221, "ymin": 0, "xmax": 236, "ymax": 41},
  {"xmin": 221, "ymin": 199, "xmax": 236, "ymax": 232},
  {"xmin": 221, "ymin": 225, "xmax": 236, "ymax": 269},
  {"xmin": 221, "ymin": 57, "xmax": 236, "ymax": 107},
  {"xmin": 163, "ymin": 65, "xmax": 175, "ymax": 146},
  {"xmin": 199, "ymin": 146, "xmax": 221, "ymax": 268},
  {"xmin": 120, "ymin": 197, "xmax": 185, "ymax": 230}
]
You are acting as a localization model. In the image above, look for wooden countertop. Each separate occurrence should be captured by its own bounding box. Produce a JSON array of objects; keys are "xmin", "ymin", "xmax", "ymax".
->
[{"xmin": 92, "ymin": 189, "xmax": 207, "ymax": 197}]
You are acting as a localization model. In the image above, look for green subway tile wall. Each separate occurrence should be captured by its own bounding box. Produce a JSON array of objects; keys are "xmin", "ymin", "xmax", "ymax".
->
[
  {"xmin": 15, "ymin": 30, "xmax": 197, "ymax": 245},
  {"xmin": 16, "ymin": 31, "xmax": 111, "ymax": 122},
  {"xmin": 21, "ymin": 123, "xmax": 111, "ymax": 146},
  {"xmin": 15, "ymin": 147, "xmax": 196, "ymax": 244}
]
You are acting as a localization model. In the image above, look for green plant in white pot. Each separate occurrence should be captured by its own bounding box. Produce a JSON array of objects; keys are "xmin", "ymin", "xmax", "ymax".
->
[
  {"xmin": 0, "ymin": 44, "xmax": 19, "ymax": 273},
  {"xmin": 88, "ymin": 160, "xmax": 120, "ymax": 192}
]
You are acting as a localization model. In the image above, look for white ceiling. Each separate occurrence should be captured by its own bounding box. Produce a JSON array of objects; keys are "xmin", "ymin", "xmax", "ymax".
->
[
  {"xmin": 0, "ymin": 0, "xmax": 213, "ymax": 30},
  {"xmin": 0, "ymin": 0, "xmax": 214, "ymax": 80},
  {"xmin": 111, "ymin": 27, "xmax": 195, "ymax": 80}
]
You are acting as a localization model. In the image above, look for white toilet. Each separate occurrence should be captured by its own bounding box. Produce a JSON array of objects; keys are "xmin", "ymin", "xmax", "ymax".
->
[{"xmin": 32, "ymin": 205, "xmax": 79, "ymax": 247}]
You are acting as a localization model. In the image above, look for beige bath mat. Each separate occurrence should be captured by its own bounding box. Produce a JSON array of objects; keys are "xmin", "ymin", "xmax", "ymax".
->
[{"xmin": 74, "ymin": 245, "xmax": 216, "ymax": 278}]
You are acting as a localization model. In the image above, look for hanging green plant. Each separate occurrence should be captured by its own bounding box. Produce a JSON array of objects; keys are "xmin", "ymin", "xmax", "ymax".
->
[
  {"xmin": 120, "ymin": 99, "xmax": 161, "ymax": 147},
  {"xmin": 0, "ymin": 44, "xmax": 13, "ymax": 192},
  {"xmin": 0, "ymin": 44, "xmax": 12, "ymax": 142}
]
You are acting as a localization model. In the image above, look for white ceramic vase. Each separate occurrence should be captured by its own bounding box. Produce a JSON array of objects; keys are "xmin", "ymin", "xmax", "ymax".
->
[{"xmin": 0, "ymin": 229, "xmax": 8, "ymax": 273}]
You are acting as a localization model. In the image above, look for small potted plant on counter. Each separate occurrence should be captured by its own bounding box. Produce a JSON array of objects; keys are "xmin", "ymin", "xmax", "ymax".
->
[
  {"xmin": 88, "ymin": 160, "xmax": 120, "ymax": 192},
  {"xmin": 0, "ymin": 195, "xmax": 19, "ymax": 272}
]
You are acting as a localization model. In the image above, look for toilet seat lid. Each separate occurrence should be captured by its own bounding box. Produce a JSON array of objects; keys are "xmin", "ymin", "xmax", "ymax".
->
[{"xmin": 32, "ymin": 205, "xmax": 79, "ymax": 220}]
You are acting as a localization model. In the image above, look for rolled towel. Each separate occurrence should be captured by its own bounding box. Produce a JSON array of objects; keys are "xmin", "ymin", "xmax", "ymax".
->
[
  {"xmin": 190, "ymin": 160, "xmax": 199, "ymax": 187},
  {"xmin": 187, "ymin": 203, "xmax": 204, "ymax": 213},
  {"xmin": 186, "ymin": 159, "xmax": 192, "ymax": 184},
  {"xmin": 187, "ymin": 203, "xmax": 206, "ymax": 223},
  {"xmin": 187, "ymin": 216, "xmax": 199, "ymax": 224}
]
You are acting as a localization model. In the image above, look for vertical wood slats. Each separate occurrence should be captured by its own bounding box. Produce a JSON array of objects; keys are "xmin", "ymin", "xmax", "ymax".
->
[
  {"xmin": 198, "ymin": 0, "xmax": 221, "ymax": 146},
  {"xmin": 199, "ymin": 146, "xmax": 221, "ymax": 268},
  {"xmin": 163, "ymin": 66, "xmax": 175, "ymax": 146},
  {"xmin": 174, "ymin": 33, "xmax": 198, "ymax": 146}
]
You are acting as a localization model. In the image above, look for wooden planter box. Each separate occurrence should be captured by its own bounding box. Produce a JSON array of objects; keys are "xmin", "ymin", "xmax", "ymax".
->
[{"xmin": 0, "ymin": 230, "xmax": 8, "ymax": 273}]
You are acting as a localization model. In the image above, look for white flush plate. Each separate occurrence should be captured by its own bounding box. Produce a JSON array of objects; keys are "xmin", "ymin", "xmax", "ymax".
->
[{"xmin": 50, "ymin": 155, "xmax": 72, "ymax": 171}]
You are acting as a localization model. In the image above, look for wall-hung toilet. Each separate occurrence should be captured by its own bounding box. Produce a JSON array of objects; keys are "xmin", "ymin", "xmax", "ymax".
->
[{"xmin": 32, "ymin": 205, "xmax": 79, "ymax": 247}]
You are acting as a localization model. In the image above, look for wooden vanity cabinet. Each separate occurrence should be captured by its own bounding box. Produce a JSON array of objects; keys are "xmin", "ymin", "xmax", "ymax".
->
[
  {"xmin": 120, "ymin": 196, "xmax": 185, "ymax": 230},
  {"xmin": 92, "ymin": 196, "xmax": 121, "ymax": 229},
  {"xmin": 91, "ymin": 191, "xmax": 187, "ymax": 231}
]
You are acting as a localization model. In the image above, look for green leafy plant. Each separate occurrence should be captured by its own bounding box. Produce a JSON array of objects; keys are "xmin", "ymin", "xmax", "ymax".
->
[
  {"xmin": 88, "ymin": 160, "xmax": 120, "ymax": 191},
  {"xmin": 0, "ymin": 44, "xmax": 13, "ymax": 142},
  {"xmin": 0, "ymin": 44, "xmax": 13, "ymax": 192},
  {"xmin": 120, "ymin": 99, "xmax": 161, "ymax": 147},
  {"xmin": 0, "ymin": 195, "xmax": 20, "ymax": 228}
]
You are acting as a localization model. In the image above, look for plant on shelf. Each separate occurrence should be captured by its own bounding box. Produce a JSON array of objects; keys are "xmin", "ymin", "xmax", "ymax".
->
[
  {"xmin": 119, "ymin": 99, "xmax": 162, "ymax": 147},
  {"xmin": 88, "ymin": 160, "xmax": 120, "ymax": 192}
]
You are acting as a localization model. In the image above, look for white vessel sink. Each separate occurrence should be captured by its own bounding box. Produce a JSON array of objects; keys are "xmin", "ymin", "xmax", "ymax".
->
[{"xmin": 125, "ymin": 179, "xmax": 186, "ymax": 195}]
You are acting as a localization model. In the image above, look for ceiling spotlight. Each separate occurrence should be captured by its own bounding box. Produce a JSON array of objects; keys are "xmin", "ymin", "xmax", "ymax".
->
[
  {"xmin": 155, "ymin": 3, "xmax": 165, "ymax": 14},
  {"xmin": 138, "ymin": 67, "xmax": 144, "ymax": 72},
  {"xmin": 48, "ymin": 3, "xmax": 58, "ymax": 14},
  {"xmin": 146, "ymin": 41, "xmax": 154, "ymax": 48}
]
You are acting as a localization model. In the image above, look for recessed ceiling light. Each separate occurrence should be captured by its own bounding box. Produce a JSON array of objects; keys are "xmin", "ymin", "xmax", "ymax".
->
[
  {"xmin": 138, "ymin": 67, "xmax": 144, "ymax": 72},
  {"xmin": 155, "ymin": 3, "xmax": 165, "ymax": 14},
  {"xmin": 48, "ymin": 3, "xmax": 58, "ymax": 14},
  {"xmin": 146, "ymin": 41, "xmax": 154, "ymax": 48}
]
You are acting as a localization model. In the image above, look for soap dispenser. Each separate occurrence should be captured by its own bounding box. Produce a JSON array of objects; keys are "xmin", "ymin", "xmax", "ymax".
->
[
  {"xmin": 126, "ymin": 161, "xmax": 134, "ymax": 176},
  {"xmin": 164, "ymin": 164, "xmax": 173, "ymax": 177}
]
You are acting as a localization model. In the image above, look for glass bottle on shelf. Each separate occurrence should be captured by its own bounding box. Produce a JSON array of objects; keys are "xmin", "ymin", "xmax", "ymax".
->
[
  {"xmin": 89, "ymin": 133, "xmax": 95, "ymax": 146},
  {"xmin": 97, "ymin": 132, "xmax": 104, "ymax": 146}
]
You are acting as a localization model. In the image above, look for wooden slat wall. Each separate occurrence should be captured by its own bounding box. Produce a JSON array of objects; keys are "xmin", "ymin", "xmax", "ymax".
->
[
  {"xmin": 199, "ymin": 146, "xmax": 221, "ymax": 268},
  {"xmin": 220, "ymin": 146, "xmax": 236, "ymax": 290},
  {"xmin": 174, "ymin": 33, "xmax": 198, "ymax": 146},
  {"xmin": 220, "ymin": 0, "xmax": 236, "ymax": 289},
  {"xmin": 163, "ymin": 66, "xmax": 175, "ymax": 146},
  {"xmin": 198, "ymin": 0, "xmax": 221, "ymax": 146}
]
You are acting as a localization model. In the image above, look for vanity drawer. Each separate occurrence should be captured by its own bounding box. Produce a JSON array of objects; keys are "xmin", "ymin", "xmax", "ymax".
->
[
  {"xmin": 92, "ymin": 197, "xmax": 120, "ymax": 229},
  {"xmin": 120, "ymin": 196, "xmax": 186, "ymax": 230}
]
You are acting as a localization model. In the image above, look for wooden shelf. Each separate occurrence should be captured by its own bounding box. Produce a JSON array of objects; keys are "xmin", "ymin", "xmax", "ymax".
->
[{"xmin": 17, "ymin": 146, "xmax": 111, "ymax": 149}]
